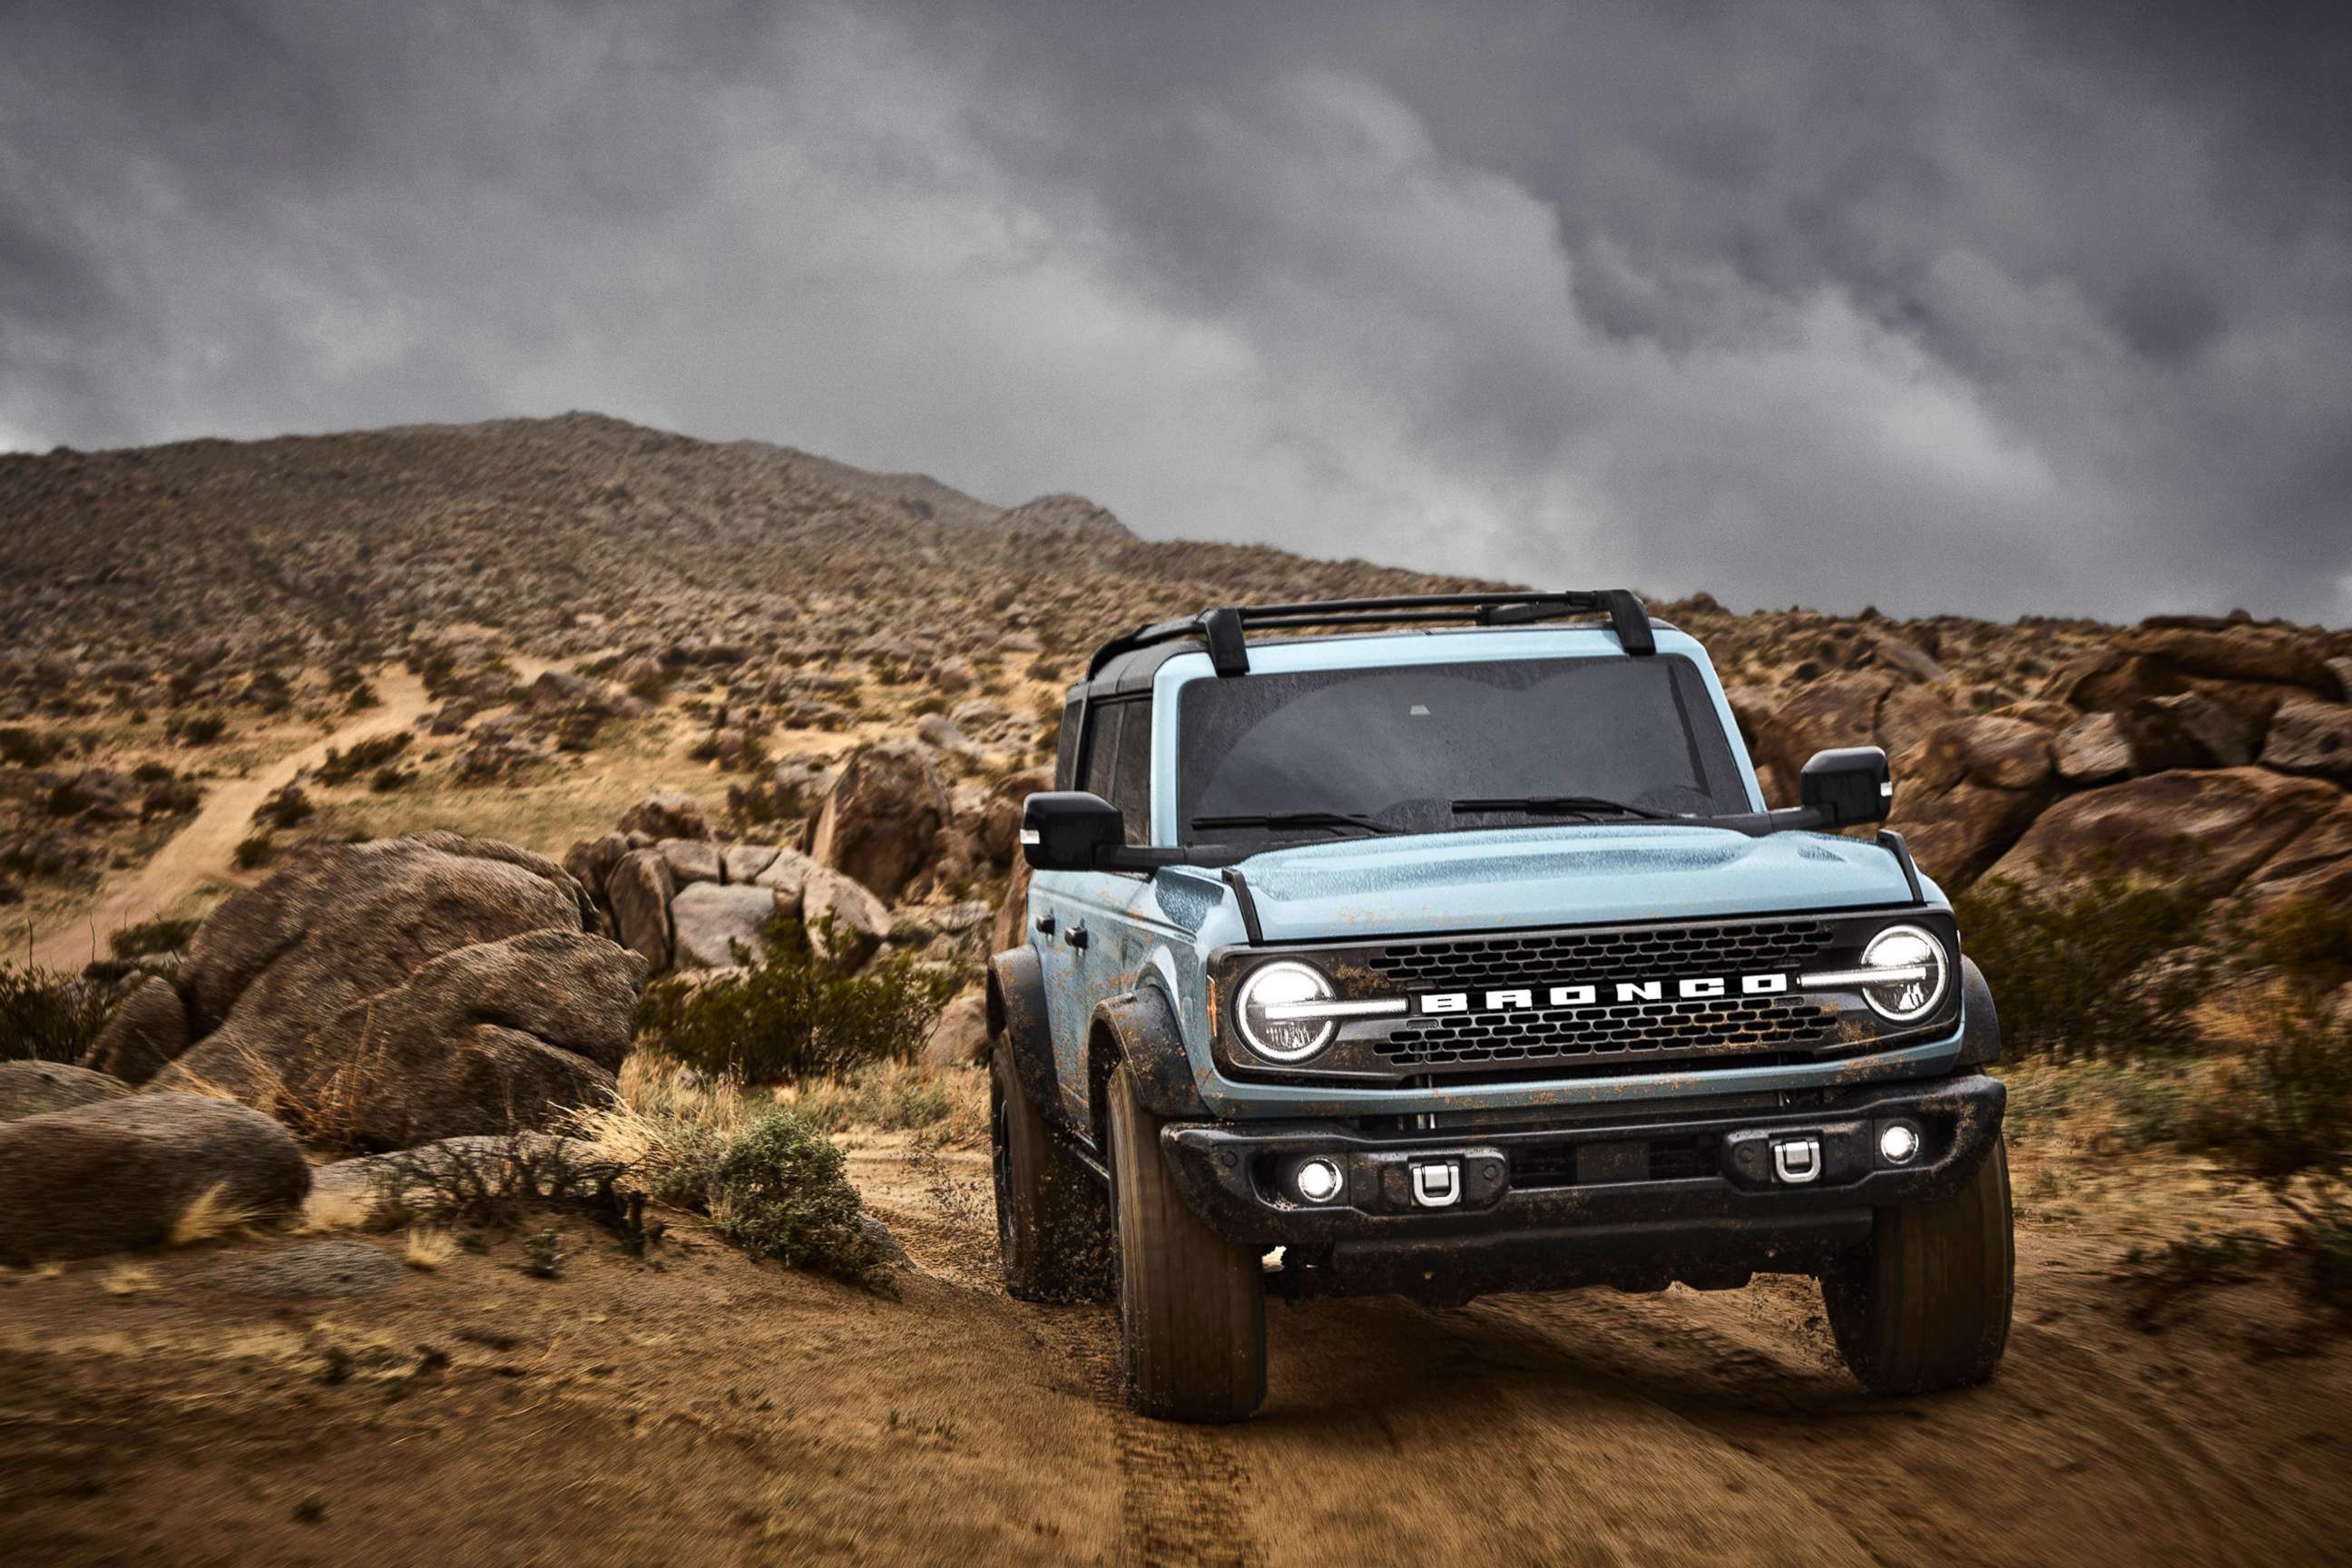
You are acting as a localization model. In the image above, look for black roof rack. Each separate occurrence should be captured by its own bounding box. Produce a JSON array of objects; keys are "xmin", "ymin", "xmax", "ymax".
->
[{"xmin": 1084, "ymin": 590, "xmax": 1656, "ymax": 680}]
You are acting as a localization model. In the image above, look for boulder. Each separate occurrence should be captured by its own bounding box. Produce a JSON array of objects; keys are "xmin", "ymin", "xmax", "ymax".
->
[
  {"xmin": 977, "ymin": 768, "xmax": 1051, "ymax": 866},
  {"xmin": 657, "ymin": 838, "xmax": 723, "ymax": 887},
  {"xmin": 722, "ymin": 843, "xmax": 782, "ymax": 884},
  {"xmin": 1889, "ymin": 717, "xmax": 2058, "ymax": 886},
  {"xmin": 2113, "ymin": 691, "xmax": 2265, "ymax": 771},
  {"xmin": 617, "ymin": 791, "xmax": 709, "ymax": 841},
  {"xmin": 155, "ymin": 929, "xmax": 644, "ymax": 1150},
  {"xmin": 2116, "ymin": 627, "xmax": 2346, "ymax": 699},
  {"xmin": 83, "ymin": 974, "xmax": 191, "ymax": 1085},
  {"xmin": 2260, "ymin": 697, "xmax": 2352, "ymax": 782},
  {"xmin": 102, "ymin": 835, "xmax": 593, "ymax": 1082},
  {"xmin": 802, "ymin": 867, "xmax": 892, "ymax": 970},
  {"xmin": 1984, "ymin": 768, "xmax": 2343, "ymax": 899},
  {"xmin": 804, "ymin": 739, "xmax": 949, "ymax": 902},
  {"xmin": 915, "ymin": 713, "xmax": 968, "ymax": 751},
  {"xmin": 1904, "ymin": 716, "xmax": 2053, "ymax": 795},
  {"xmin": 2243, "ymin": 799, "xmax": 2352, "ymax": 908},
  {"xmin": 0, "ymin": 1060, "xmax": 131, "ymax": 1123},
  {"xmin": 2053, "ymin": 713, "xmax": 2133, "ymax": 786},
  {"xmin": 1753, "ymin": 673, "xmax": 1893, "ymax": 784},
  {"xmin": 920, "ymin": 990, "xmax": 990, "ymax": 1072},
  {"xmin": 992, "ymin": 856, "xmax": 1034, "ymax": 957},
  {"xmin": 2039, "ymin": 650, "xmax": 2186, "ymax": 712},
  {"xmin": 564, "ymin": 831, "xmax": 633, "ymax": 906},
  {"xmin": 670, "ymin": 882, "xmax": 781, "ymax": 968},
  {"xmin": 607, "ymin": 848, "xmax": 676, "ymax": 972},
  {"xmin": 0, "ymin": 1093, "xmax": 309, "ymax": 1262},
  {"xmin": 752, "ymin": 848, "xmax": 818, "ymax": 916}
]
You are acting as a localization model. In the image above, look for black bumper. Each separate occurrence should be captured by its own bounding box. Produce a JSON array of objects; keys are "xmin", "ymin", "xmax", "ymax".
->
[{"xmin": 1161, "ymin": 1073, "xmax": 2004, "ymax": 1305}]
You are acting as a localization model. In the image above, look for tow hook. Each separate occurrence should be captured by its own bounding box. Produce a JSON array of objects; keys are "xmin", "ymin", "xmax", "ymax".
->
[
  {"xmin": 1771, "ymin": 1137, "xmax": 1822, "ymax": 1185},
  {"xmin": 1410, "ymin": 1161, "xmax": 1462, "ymax": 1208}
]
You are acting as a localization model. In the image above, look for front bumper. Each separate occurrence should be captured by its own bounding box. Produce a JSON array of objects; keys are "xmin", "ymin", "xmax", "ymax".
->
[{"xmin": 1161, "ymin": 1072, "xmax": 2004, "ymax": 1305}]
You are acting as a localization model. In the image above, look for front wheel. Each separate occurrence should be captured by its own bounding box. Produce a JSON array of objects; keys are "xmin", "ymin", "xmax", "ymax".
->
[
  {"xmin": 1106, "ymin": 1063, "xmax": 1266, "ymax": 1423},
  {"xmin": 1821, "ymin": 1133, "xmax": 2014, "ymax": 1396},
  {"xmin": 992, "ymin": 1044, "xmax": 1111, "ymax": 1302}
]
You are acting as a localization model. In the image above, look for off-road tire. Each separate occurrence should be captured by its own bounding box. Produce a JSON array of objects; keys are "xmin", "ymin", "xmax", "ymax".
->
[
  {"xmin": 1822, "ymin": 1133, "xmax": 2014, "ymax": 1396},
  {"xmin": 992, "ymin": 1044, "xmax": 1110, "ymax": 1302},
  {"xmin": 1106, "ymin": 1063, "xmax": 1266, "ymax": 1423}
]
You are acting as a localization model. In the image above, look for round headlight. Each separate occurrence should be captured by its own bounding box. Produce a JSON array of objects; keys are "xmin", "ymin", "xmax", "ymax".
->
[
  {"xmin": 1234, "ymin": 960, "xmax": 1338, "ymax": 1063},
  {"xmin": 1858, "ymin": 924, "xmax": 1949, "ymax": 1023}
]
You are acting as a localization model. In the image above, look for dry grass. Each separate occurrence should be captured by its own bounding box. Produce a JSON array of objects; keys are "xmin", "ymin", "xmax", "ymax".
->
[
  {"xmin": 168, "ymin": 1183, "xmax": 261, "ymax": 1247},
  {"xmin": 402, "ymin": 1227, "xmax": 458, "ymax": 1271},
  {"xmin": 100, "ymin": 1264, "xmax": 156, "ymax": 1296},
  {"xmin": 297, "ymin": 1184, "xmax": 378, "ymax": 1235},
  {"xmin": 565, "ymin": 1052, "xmax": 753, "ymax": 1172}
]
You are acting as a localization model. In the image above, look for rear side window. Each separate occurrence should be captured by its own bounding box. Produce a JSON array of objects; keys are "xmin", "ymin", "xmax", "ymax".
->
[
  {"xmin": 1111, "ymin": 699, "xmax": 1154, "ymax": 843},
  {"xmin": 1081, "ymin": 701, "xmax": 1122, "ymax": 801},
  {"xmin": 1054, "ymin": 696, "xmax": 1083, "ymax": 789}
]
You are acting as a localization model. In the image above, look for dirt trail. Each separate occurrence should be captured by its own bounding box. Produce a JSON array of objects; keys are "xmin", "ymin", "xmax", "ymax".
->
[
  {"xmin": 24, "ymin": 660, "xmax": 575, "ymax": 974},
  {"xmin": 4, "ymin": 1147, "xmax": 2344, "ymax": 1567}
]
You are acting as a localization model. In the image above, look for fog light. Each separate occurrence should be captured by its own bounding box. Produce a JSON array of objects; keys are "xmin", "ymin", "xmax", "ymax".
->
[
  {"xmin": 1294, "ymin": 1157, "xmax": 1344, "ymax": 1205},
  {"xmin": 1879, "ymin": 1123, "xmax": 1920, "ymax": 1164}
]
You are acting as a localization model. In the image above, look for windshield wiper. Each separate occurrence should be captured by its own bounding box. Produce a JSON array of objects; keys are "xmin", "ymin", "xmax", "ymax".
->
[
  {"xmin": 1450, "ymin": 794, "xmax": 1680, "ymax": 822},
  {"xmin": 1190, "ymin": 811, "xmax": 1400, "ymax": 838}
]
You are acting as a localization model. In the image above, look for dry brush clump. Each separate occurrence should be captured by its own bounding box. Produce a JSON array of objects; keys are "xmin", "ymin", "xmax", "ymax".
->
[{"xmin": 0, "ymin": 964, "xmax": 113, "ymax": 1063}]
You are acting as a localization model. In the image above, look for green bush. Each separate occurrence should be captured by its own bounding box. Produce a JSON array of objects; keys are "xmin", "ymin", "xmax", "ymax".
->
[
  {"xmin": 316, "ymin": 730, "xmax": 411, "ymax": 786},
  {"xmin": 1956, "ymin": 875, "xmax": 2215, "ymax": 1060},
  {"xmin": 0, "ymin": 964, "xmax": 112, "ymax": 1063},
  {"xmin": 635, "ymin": 917, "xmax": 958, "ymax": 1083},
  {"xmin": 109, "ymin": 916, "xmax": 200, "ymax": 959},
  {"xmin": 2245, "ymin": 897, "xmax": 2352, "ymax": 995},
  {"xmin": 663, "ymin": 1110, "xmax": 892, "ymax": 1289}
]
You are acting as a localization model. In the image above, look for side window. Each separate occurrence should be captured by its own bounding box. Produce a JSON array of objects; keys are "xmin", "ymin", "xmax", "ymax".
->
[
  {"xmin": 1054, "ymin": 696, "xmax": 1083, "ymax": 789},
  {"xmin": 1111, "ymin": 698, "xmax": 1154, "ymax": 844},
  {"xmin": 1081, "ymin": 701, "xmax": 1122, "ymax": 801}
]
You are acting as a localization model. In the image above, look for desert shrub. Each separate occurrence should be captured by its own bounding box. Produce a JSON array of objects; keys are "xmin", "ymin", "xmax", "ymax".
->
[
  {"xmin": 233, "ymin": 831, "xmax": 279, "ymax": 870},
  {"xmin": 251, "ymin": 784, "xmax": 313, "ymax": 830},
  {"xmin": 908, "ymin": 694, "xmax": 950, "ymax": 718},
  {"xmin": 635, "ymin": 917, "xmax": 958, "ymax": 1083},
  {"xmin": 670, "ymin": 1110, "xmax": 892, "ymax": 1289},
  {"xmin": 1955, "ymin": 875, "xmax": 2215, "ymax": 1060},
  {"xmin": 369, "ymin": 763, "xmax": 415, "ymax": 792},
  {"xmin": 316, "ymin": 730, "xmax": 411, "ymax": 786},
  {"xmin": 625, "ymin": 665, "xmax": 673, "ymax": 703},
  {"xmin": 170, "ymin": 711, "xmax": 230, "ymax": 746},
  {"xmin": 0, "ymin": 964, "xmax": 112, "ymax": 1063},
  {"xmin": 2245, "ymin": 897, "xmax": 2352, "ymax": 995},
  {"xmin": 109, "ymin": 915, "xmax": 200, "ymax": 959},
  {"xmin": 128, "ymin": 760, "xmax": 178, "ymax": 784},
  {"xmin": 793, "ymin": 1059, "xmax": 983, "ymax": 1143},
  {"xmin": 0, "ymin": 726, "xmax": 63, "ymax": 768}
]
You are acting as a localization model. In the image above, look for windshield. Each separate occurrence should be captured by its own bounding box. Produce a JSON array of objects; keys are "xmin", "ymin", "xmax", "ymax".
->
[{"xmin": 1178, "ymin": 653, "xmax": 1749, "ymax": 846}]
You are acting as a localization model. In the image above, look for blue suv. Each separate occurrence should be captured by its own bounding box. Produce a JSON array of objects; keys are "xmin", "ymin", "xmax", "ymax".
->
[{"xmin": 987, "ymin": 592, "xmax": 2010, "ymax": 1422}]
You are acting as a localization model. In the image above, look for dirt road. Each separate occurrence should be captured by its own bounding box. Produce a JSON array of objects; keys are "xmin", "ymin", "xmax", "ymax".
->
[{"xmin": 3, "ymin": 1140, "xmax": 2344, "ymax": 1567}]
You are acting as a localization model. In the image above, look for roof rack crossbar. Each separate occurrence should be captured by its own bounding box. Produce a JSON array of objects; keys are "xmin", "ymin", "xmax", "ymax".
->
[{"xmin": 1083, "ymin": 590, "xmax": 1655, "ymax": 678}]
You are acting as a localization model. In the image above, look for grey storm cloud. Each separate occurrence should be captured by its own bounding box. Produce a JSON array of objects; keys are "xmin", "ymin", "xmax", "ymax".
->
[{"xmin": 1, "ymin": 0, "xmax": 2347, "ymax": 623}]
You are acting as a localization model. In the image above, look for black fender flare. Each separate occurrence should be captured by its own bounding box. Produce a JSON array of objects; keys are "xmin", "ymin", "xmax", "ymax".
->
[
  {"xmin": 985, "ymin": 946, "xmax": 1063, "ymax": 1123},
  {"xmin": 1086, "ymin": 984, "xmax": 1211, "ymax": 1152},
  {"xmin": 1956, "ymin": 955, "xmax": 2002, "ymax": 1067}
]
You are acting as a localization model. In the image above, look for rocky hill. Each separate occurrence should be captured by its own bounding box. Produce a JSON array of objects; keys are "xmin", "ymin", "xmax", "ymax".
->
[{"xmin": 3, "ymin": 411, "xmax": 2348, "ymax": 932}]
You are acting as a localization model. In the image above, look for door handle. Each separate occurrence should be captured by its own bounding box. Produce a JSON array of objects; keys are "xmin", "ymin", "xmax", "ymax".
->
[
  {"xmin": 1063, "ymin": 924, "xmax": 1089, "ymax": 951},
  {"xmin": 1034, "ymin": 912, "xmax": 1055, "ymax": 935}
]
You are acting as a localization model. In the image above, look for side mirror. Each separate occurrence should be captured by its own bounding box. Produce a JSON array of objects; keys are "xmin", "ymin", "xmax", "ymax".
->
[
  {"xmin": 1798, "ymin": 746, "xmax": 1892, "ymax": 826},
  {"xmin": 1021, "ymin": 791, "xmax": 1123, "ymax": 871}
]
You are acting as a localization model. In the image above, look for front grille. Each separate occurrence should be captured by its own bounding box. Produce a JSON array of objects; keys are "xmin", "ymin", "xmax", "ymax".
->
[
  {"xmin": 1378, "ymin": 995, "xmax": 1838, "ymax": 1071},
  {"xmin": 1365, "ymin": 918, "xmax": 1836, "ymax": 991}
]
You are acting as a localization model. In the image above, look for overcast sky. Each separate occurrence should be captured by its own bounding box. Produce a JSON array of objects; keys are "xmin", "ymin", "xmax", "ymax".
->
[{"xmin": 4, "ymin": 1, "xmax": 2347, "ymax": 623}]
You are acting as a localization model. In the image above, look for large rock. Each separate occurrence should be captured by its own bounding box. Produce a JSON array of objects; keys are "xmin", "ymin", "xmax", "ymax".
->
[
  {"xmin": 977, "ymin": 768, "xmax": 1051, "ymax": 866},
  {"xmin": 752, "ymin": 848, "xmax": 818, "ymax": 916},
  {"xmin": 1984, "ymin": 768, "xmax": 2343, "ymax": 899},
  {"xmin": 97, "ymin": 834, "xmax": 593, "ymax": 1083},
  {"xmin": 2039, "ymin": 650, "xmax": 2187, "ymax": 712},
  {"xmin": 2053, "ymin": 713, "xmax": 2133, "ymax": 786},
  {"xmin": 616, "ymin": 791, "xmax": 709, "ymax": 841},
  {"xmin": 670, "ymin": 882, "xmax": 781, "ymax": 968},
  {"xmin": 0, "ymin": 1061, "xmax": 131, "ymax": 1123},
  {"xmin": 155, "ymin": 929, "xmax": 644, "ymax": 1149},
  {"xmin": 83, "ymin": 974, "xmax": 191, "ymax": 1084},
  {"xmin": 2260, "ymin": 697, "xmax": 2352, "ymax": 781},
  {"xmin": 722, "ymin": 843, "xmax": 782, "ymax": 884},
  {"xmin": 920, "ymin": 990, "xmax": 990, "ymax": 1072},
  {"xmin": 802, "ymin": 866, "xmax": 892, "ymax": 970},
  {"xmin": 992, "ymin": 855, "xmax": 1033, "ymax": 958},
  {"xmin": 1752, "ymin": 673, "xmax": 1954, "ymax": 787},
  {"xmin": 804, "ymin": 739, "xmax": 950, "ymax": 902},
  {"xmin": 2112, "ymin": 691, "xmax": 2266, "ymax": 771},
  {"xmin": 0, "ymin": 1093, "xmax": 309, "ymax": 1262},
  {"xmin": 563, "ymin": 831, "xmax": 632, "ymax": 906},
  {"xmin": 657, "ymin": 838, "xmax": 723, "ymax": 887},
  {"xmin": 2115, "ymin": 627, "xmax": 2347, "ymax": 699},
  {"xmin": 1889, "ymin": 717, "xmax": 2057, "ymax": 886},
  {"xmin": 2243, "ymin": 799, "xmax": 2352, "ymax": 908},
  {"xmin": 606, "ymin": 848, "xmax": 675, "ymax": 971}
]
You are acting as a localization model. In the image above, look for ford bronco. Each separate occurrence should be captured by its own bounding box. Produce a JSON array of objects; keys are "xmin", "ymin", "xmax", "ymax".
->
[{"xmin": 988, "ymin": 591, "xmax": 2011, "ymax": 1423}]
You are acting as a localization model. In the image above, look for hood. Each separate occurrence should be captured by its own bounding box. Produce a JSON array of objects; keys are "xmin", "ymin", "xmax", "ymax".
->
[{"xmin": 1232, "ymin": 824, "xmax": 1931, "ymax": 943}]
